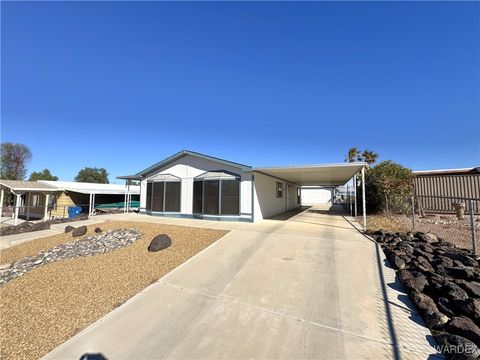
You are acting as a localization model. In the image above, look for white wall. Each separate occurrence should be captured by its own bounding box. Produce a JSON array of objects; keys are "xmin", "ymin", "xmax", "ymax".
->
[
  {"xmin": 140, "ymin": 154, "xmax": 253, "ymax": 220},
  {"xmin": 253, "ymin": 172, "xmax": 300, "ymax": 221},
  {"xmin": 301, "ymin": 188, "xmax": 333, "ymax": 205}
]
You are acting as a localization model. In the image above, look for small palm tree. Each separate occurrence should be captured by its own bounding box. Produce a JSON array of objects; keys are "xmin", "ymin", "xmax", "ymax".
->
[
  {"xmin": 345, "ymin": 147, "xmax": 360, "ymax": 162},
  {"xmin": 362, "ymin": 150, "xmax": 379, "ymax": 165}
]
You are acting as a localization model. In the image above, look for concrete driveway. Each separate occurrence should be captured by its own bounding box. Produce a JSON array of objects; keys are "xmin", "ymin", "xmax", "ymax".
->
[{"xmin": 44, "ymin": 206, "xmax": 440, "ymax": 359}]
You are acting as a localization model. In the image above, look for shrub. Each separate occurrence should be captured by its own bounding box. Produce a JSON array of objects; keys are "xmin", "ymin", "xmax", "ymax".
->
[{"xmin": 358, "ymin": 160, "xmax": 414, "ymax": 214}]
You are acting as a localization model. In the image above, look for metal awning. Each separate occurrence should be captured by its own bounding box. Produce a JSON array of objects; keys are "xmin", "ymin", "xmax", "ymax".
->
[
  {"xmin": 64, "ymin": 189, "xmax": 138, "ymax": 195},
  {"xmin": 253, "ymin": 163, "xmax": 366, "ymax": 186},
  {"xmin": 0, "ymin": 180, "xmax": 58, "ymax": 192}
]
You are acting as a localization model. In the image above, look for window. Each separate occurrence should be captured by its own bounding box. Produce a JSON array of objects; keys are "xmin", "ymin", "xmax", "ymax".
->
[
  {"xmin": 31, "ymin": 194, "xmax": 40, "ymax": 207},
  {"xmin": 164, "ymin": 182, "xmax": 181, "ymax": 212},
  {"xmin": 276, "ymin": 182, "xmax": 283, "ymax": 198},
  {"xmin": 193, "ymin": 181, "xmax": 203, "ymax": 213},
  {"xmin": 221, "ymin": 180, "xmax": 240, "ymax": 215},
  {"xmin": 146, "ymin": 179, "xmax": 181, "ymax": 213},
  {"xmin": 48, "ymin": 195, "xmax": 57, "ymax": 210},
  {"xmin": 193, "ymin": 172, "xmax": 240, "ymax": 216},
  {"xmin": 204, "ymin": 180, "xmax": 220, "ymax": 215}
]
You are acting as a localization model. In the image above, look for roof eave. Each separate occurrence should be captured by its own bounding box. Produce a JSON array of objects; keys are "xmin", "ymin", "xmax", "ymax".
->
[{"xmin": 137, "ymin": 150, "xmax": 252, "ymax": 177}]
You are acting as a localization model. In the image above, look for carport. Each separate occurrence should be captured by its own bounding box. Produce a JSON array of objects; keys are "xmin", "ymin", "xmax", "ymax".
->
[
  {"xmin": 0, "ymin": 180, "xmax": 58, "ymax": 224},
  {"xmin": 253, "ymin": 162, "xmax": 367, "ymax": 228}
]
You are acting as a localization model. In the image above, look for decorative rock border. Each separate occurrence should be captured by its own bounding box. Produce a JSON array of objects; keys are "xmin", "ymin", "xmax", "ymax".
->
[
  {"xmin": 369, "ymin": 230, "xmax": 480, "ymax": 357},
  {"xmin": 0, "ymin": 228, "xmax": 141, "ymax": 286}
]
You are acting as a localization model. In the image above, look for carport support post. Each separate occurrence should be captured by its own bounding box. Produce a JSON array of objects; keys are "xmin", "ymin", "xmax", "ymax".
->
[
  {"xmin": 14, "ymin": 193, "xmax": 21, "ymax": 225},
  {"xmin": 44, "ymin": 194, "xmax": 50, "ymax": 221},
  {"xmin": 361, "ymin": 167, "xmax": 367, "ymax": 230},
  {"xmin": 353, "ymin": 175, "xmax": 357, "ymax": 218}
]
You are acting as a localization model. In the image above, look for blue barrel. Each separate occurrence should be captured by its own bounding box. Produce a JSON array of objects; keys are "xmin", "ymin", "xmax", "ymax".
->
[{"xmin": 68, "ymin": 206, "xmax": 83, "ymax": 219}]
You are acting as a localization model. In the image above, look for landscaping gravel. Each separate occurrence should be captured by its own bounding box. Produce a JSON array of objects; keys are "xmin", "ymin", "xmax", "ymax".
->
[
  {"xmin": 0, "ymin": 221, "xmax": 228, "ymax": 360},
  {"xmin": 0, "ymin": 228, "xmax": 141, "ymax": 286}
]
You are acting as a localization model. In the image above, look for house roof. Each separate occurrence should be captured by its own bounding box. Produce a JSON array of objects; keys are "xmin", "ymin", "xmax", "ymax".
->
[
  {"xmin": 0, "ymin": 180, "xmax": 58, "ymax": 192},
  {"xmin": 253, "ymin": 162, "xmax": 366, "ymax": 186},
  {"xmin": 413, "ymin": 167, "xmax": 480, "ymax": 176},
  {"xmin": 118, "ymin": 150, "xmax": 252, "ymax": 180},
  {"xmin": 39, "ymin": 180, "xmax": 140, "ymax": 195}
]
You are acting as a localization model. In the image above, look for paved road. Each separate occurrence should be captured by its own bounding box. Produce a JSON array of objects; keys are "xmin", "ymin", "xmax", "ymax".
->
[{"xmin": 44, "ymin": 207, "xmax": 440, "ymax": 359}]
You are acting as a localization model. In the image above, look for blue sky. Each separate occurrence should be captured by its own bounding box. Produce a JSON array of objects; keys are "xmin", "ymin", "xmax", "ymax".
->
[{"xmin": 2, "ymin": 1, "xmax": 479, "ymax": 183}]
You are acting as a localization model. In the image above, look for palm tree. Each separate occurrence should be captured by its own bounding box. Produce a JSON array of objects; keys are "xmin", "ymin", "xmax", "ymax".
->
[
  {"xmin": 345, "ymin": 147, "xmax": 360, "ymax": 162},
  {"xmin": 361, "ymin": 150, "xmax": 379, "ymax": 165}
]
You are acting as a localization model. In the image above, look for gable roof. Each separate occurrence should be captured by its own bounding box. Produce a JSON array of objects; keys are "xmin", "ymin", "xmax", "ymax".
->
[{"xmin": 118, "ymin": 150, "xmax": 252, "ymax": 180}]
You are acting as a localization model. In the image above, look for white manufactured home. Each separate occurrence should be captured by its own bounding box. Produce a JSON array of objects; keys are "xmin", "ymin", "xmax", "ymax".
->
[{"xmin": 119, "ymin": 150, "xmax": 366, "ymax": 222}]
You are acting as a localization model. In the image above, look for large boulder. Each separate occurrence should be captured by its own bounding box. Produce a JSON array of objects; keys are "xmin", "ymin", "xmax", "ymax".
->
[
  {"xmin": 398, "ymin": 269, "xmax": 429, "ymax": 293},
  {"xmin": 65, "ymin": 225, "xmax": 75, "ymax": 233},
  {"xmin": 411, "ymin": 292, "xmax": 449, "ymax": 329},
  {"xmin": 72, "ymin": 226, "xmax": 87, "ymax": 237},
  {"xmin": 94, "ymin": 227, "xmax": 102, "ymax": 233},
  {"xmin": 446, "ymin": 316, "xmax": 480, "ymax": 345},
  {"xmin": 386, "ymin": 253, "xmax": 406, "ymax": 270},
  {"xmin": 444, "ymin": 283, "xmax": 469, "ymax": 302},
  {"xmin": 445, "ymin": 266, "xmax": 475, "ymax": 281},
  {"xmin": 435, "ymin": 333, "xmax": 480, "ymax": 359},
  {"xmin": 423, "ymin": 233, "xmax": 438, "ymax": 242},
  {"xmin": 431, "ymin": 256, "xmax": 455, "ymax": 270},
  {"xmin": 148, "ymin": 234, "xmax": 172, "ymax": 252},
  {"xmin": 437, "ymin": 297, "xmax": 457, "ymax": 318},
  {"xmin": 456, "ymin": 280, "xmax": 480, "ymax": 298},
  {"xmin": 443, "ymin": 252, "xmax": 477, "ymax": 267},
  {"xmin": 453, "ymin": 298, "xmax": 480, "ymax": 322}
]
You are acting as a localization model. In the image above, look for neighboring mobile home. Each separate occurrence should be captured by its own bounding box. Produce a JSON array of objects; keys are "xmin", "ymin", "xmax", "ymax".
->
[
  {"xmin": 119, "ymin": 150, "xmax": 365, "ymax": 222},
  {"xmin": 0, "ymin": 180, "xmax": 139, "ymax": 223}
]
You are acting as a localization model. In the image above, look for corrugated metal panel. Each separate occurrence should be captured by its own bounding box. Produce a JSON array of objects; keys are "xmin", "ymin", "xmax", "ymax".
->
[{"xmin": 414, "ymin": 174, "xmax": 480, "ymax": 213}]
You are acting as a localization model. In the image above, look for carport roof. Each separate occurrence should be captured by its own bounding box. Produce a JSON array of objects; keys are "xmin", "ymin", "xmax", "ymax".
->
[
  {"xmin": 38, "ymin": 180, "xmax": 140, "ymax": 195},
  {"xmin": 0, "ymin": 180, "xmax": 58, "ymax": 192},
  {"xmin": 253, "ymin": 162, "xmax": 366, "ymax": 186}
]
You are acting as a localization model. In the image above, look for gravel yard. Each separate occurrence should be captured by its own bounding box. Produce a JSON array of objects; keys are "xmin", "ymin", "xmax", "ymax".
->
[
  {"xmin": 0, "ymin": 221, "xmax": 228, "ymax": 360},
  {"xmin": 361, "ymin": 214, "xmax": 479, "ymax": 251}
]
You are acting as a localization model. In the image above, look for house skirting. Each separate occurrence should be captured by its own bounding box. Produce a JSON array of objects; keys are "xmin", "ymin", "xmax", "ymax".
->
[{"xmin": 140, "ymin": 209, "xmax": 253, "ymax": 222}]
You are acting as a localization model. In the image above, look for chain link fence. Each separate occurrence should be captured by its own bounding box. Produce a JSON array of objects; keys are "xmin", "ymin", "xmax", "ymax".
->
[{"xmin": 384, "ymin": 194, "xmax": 479, "ymax": 253}]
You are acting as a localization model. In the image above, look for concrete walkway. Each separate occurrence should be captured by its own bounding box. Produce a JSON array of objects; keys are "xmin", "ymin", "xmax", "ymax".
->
[
  {"xmin": 0, "ymin": 218, "xmax": 107, "ymax": 250},
  {"xmin": 44, "ymin": 206, "xmax": 440, "ymax": 359}
]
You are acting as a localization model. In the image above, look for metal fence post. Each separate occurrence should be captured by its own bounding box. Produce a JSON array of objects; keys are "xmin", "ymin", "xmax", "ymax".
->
[
  {"xmin": 469, "ymin": 199, "xmax": 477, "ymax": 255},
  {"xmin": 411, "ymin": 195, "xmax": 416, "ymax": 230}
]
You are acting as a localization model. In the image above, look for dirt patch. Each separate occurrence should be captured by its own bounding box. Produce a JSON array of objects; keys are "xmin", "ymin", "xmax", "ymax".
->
[{"xmin": 0, "ymin": 221, "xmax": 228, "ymax": 360}]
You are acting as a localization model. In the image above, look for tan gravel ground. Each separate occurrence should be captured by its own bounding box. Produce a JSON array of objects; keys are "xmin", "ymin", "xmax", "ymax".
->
[{"xmin": 0, "ymin": 221, "xmax": 228, "ymax": 360}]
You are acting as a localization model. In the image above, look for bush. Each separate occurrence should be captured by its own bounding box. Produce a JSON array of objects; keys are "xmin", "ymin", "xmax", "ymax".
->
[{"xmin": 358, "ymin": 160, "xmax": 414, "ymax": 214}]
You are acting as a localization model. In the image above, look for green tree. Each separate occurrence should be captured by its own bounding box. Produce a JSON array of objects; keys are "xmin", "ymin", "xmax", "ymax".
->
[
  {"xmin": 345, "ymin": 148, "xmax": 379, "ymax": 166},
  {"xmin": 363, "ymin": 160, "xmax": 414, "ymax": 213},
  {"xmin": 29, "ymin": 169, "xmax": 58, "ymax": 181},
  {"xmin": 74, "ymin": 167, "xmax": 109, "ymax": 183},
  {"xmin": 0, "ymin": 143, "xmax": 32, "ymax": 180},
  {"xmin": 345, "ymin": 147, "xmax": 361, "ymax": 162},
  {"xmin": 361, "ymin": 150, "xmax": 379, "ymax": 166}
]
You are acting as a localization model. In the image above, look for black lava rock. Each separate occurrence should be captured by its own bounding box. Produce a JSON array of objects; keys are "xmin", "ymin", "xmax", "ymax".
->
[
  {"xmin": 148, "ymin": 234, "xmax": 172, "ymax": 252},
  {"xmin": 72, "ymin": 225, "xmax": 87, "ymax": 237}
]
